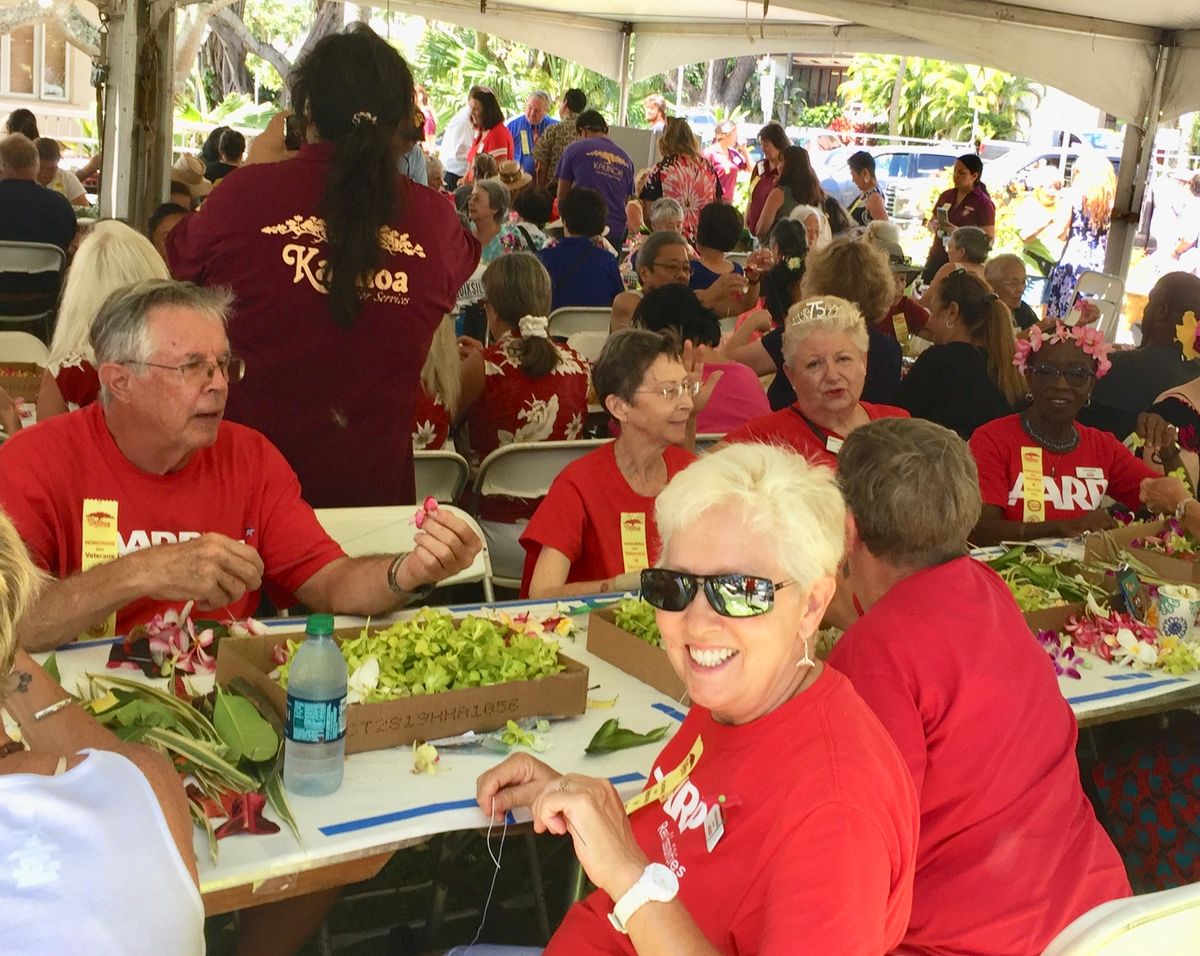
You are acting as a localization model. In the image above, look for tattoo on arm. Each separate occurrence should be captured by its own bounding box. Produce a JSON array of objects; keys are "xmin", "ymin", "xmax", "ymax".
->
[{"xmin": 15, "ymin": 672, "xmax": 31, "ymax": 693}]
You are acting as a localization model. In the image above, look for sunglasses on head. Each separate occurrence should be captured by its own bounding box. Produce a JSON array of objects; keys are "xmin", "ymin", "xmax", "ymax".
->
[{"xmin": 640, "ymin": 568, "xmax": 793, "ymax": 618}]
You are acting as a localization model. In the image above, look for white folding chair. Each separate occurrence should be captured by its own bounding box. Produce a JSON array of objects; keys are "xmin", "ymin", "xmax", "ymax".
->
[
  {"xmin": 314, "ymin": 504, "xmax": 494, "ymax": 602},
  {"xmin": 1042, "ymin": 880, "xmax": 1200, "ymax": 955},
  {"xmin": 413, "ymin": 449, "xmax": 469, "ymax": 503},
  {"xmin": 565, "ymin": 330, "xmax": 606, "ymax": 364},
  {"xmin": 548, "ymin": 307, "xmax": 611, "ymax": 338},
  {"xmin": 0, "ymin": 240, "xmax": 66, "ymax": 341},
  {"xmin": 0, "ymin": 330, "xmax": 50, "ymax": 365},
  {"xmin": 1073, "ymin": 270, "xmax": 1126, "ymax": 343},
  {"xmin": 694, "ymin": 433, "xmax": 724, "ymax": 454},
  {"xmin": 472, "ymin": 439, "xmax": 607, "ymax": 588}
]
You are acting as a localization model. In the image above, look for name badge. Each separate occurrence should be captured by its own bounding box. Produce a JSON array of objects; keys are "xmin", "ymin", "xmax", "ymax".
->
[
  {"xmin": 704, "ymin": 804, "xmax": 725, "ymax": 853},
  {"xmin": 825, "ymin": 436, "xmax": 844, "ymax": 455},
  {"xmin": 1020, "ymin": 446, "xmax": 1045, "ymax": 523},
  {"xmin": 619, "ymin": 512, "xmax": 649, "ymax": 573},
  {"xmin": 1077, "ymin": 467, "xmax": 1104, "ymax": 479},
  {"xmin": 80, "ymin": 497, "xmax": 120, "ymax": 640}
]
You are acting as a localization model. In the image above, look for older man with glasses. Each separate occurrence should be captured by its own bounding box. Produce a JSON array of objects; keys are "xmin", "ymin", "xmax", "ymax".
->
[
  {"xmin": 506, "ymin": 90, "xmax": 556, "ymax": 177},
  {"xmin": 0, "ymin": 279, "xmax": 481, "ymax": 652}
]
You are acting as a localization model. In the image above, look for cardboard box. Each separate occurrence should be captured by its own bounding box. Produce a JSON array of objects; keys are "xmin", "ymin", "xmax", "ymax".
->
[
  {"xmin": 216, "ymin": 627, "xmax": 588, "ymax": 754},
  {"xmin": 1084, "ymin": 520, "xmax": 1200, "ymax": 585},
  {"xmin": 0, "ymin": 362, "xmax": 41, "ymax": 404},
  {"xmin": 587, "ymin": 608, "xmax": 688, "ymax": 702},
  {"xmin": 1023, "ymin": 602, "xmax": 1085, "ymax": 635}
]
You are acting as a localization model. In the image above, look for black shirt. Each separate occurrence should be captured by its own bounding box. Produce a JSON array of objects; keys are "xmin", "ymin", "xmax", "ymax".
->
[
  {"xmin": 1078, "ymin": 344, "xmax": 1200, "ymax": 441},
  {"xmin": 0, "ymin": 179, "xmax": 76, "ymax": 301},
  {"xmin": 204, "ymin": 161, "xmax": 239, "ymax": 182},
  {"xmin": 762, "ymin": 325, "xmax": 902, "ymax": 410},
  {"xmin": 895, "ymin": 341, "xmax": 1013, "ymax": 438},
  {"xmin": 1012, "ymin": 301, "xmax": 1039, "ymax": 331}
]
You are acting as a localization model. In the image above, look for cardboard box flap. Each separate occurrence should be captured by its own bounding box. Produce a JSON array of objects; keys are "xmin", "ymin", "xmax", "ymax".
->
[{"xmin": 587, "ymin": 608, "xmax": 687, "ymax": 702}]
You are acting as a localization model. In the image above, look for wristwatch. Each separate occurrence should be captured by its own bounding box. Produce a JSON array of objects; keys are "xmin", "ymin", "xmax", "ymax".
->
[
  {"xmin": 386, "ymin": 553, "xmax": 436, "ymax": 604},
  {"xmin": 608, "ymin": 863, "xmax": 679, "ymax": 934}
]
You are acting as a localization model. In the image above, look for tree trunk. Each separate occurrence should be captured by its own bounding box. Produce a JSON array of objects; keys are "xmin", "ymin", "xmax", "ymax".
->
[
  {"xmin": 293, "ymin": 0, "xmax": 344, "ymax": 64},
  {"xmin": 719, "ymin": 56, "xmax": 756, "ymax": 112},
  {"xmin": 204, "ymin": 1, "xmax": 254, "ymax": 102},
  {"xmin": 213, "ymin": 7, "xmax": 293, "ymax": 102},
  {"xmin": 887, "ymin": 56, "xmax": 906, "ymax": 137}
]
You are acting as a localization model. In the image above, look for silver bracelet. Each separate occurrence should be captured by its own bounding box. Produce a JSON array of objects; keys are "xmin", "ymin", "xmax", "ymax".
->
[
  {"xmin": 33, "ymin": 698, "xmax": 73, "ymax": 721},
  {"xmin": 1174, "ymin": 498, "xmax": 1192, "ymax": 522}
]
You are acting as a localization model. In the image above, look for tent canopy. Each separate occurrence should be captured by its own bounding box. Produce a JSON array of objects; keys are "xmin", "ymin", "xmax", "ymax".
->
[{"xmin": 382, "ymin": 0, "xmax": 1200, "ymax": 125}]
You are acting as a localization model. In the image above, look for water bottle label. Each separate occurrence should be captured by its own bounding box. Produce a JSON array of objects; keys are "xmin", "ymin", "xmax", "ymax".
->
[{"xmin": 285, "ymin": 693, "xmax": 347, "ymax": 744}]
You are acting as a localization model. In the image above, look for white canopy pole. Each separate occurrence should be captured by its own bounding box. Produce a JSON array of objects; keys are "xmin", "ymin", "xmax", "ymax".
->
[{"xmin": 617, "ymin": 23, "xmax": 632, "ymax": 127}]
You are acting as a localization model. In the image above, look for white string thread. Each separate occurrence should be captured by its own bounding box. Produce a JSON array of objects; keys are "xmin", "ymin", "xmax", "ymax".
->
[{"xmin": 468, "ymin": 798, "xmax": 508, "ymax": 947}]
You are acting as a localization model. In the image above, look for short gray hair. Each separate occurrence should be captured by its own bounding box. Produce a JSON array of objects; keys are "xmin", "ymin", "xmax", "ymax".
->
[
  {"xmin": 984, "ymin": 253, "xmax": 1024, "ymax": 282},
  {"xmin": 0, "ymin": 133, "xmax": 37, "ymax": 175},
  {"xmin": 474, "ymin": 178, "xmax": 510, "ymax": 221},
  {"xmin": 657, "ymin": 443, "xmax": 846, "ymax": 591},
  {"xmin": 782, "ymin": 295, "xmax": 868, "ymax": 367},
  {"xmin": 837, "ymin": 417, "xmax": 981, "ymax": 567},
  {"xmin": 951, "ymin": 225, "xmax": 991, "ymax": 264},
  {"xmin": 638, "ymin": 230, "xmax": 687, "ymax": 272},
  {"xmin": 649, "ymin": 198, "xmax": 684, "ymax": 227},
  {"xmin": 530, "ymin": 90, "xmax": 551, "ymax": 105},
  {"xmin": 92, "ymin": 279, "xmax": 232, "ymax": 402}
]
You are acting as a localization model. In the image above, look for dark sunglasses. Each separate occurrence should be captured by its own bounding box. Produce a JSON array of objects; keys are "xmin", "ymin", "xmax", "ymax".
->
[
  {"xmin": 641, "ymin": 568, "xmax": 793, "ymax": 618},
  {"xmin": 1029, "ymin": 363, "xmax": 1094, "ymax": 386}
]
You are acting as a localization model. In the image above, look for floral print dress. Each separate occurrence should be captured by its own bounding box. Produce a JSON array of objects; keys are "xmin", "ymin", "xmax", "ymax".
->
[
  {"xmin": 639, "ymin": 154, "xmax": 723, "ymax": 240},
  {"xmin": 467, "ymin": 333, "xmax": 591, "ymax": 521},
  {"xmin": 1045, "ymin": 202, "xmax": 1109, "ymax": 319}
]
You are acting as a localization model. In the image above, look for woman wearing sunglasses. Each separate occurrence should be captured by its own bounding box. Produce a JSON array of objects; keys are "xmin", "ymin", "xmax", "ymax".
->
[
  {"xmin": 831, "ymin": 418, "xmax": 1130, "ymax": 953},
  {"xmin": 968, "ymin": 324, "xmax": 1186, "ymax": 545},
  {"xmin": 721, "ymin": 295, "xmax": 907, "ymax": 468},
  {"xmin": 479, "ymin": 443, "xmax": 919, "ymax": 954},
  {"xmin": 519, "ymin": 330, "xmax": 701, "ymax": 599}
]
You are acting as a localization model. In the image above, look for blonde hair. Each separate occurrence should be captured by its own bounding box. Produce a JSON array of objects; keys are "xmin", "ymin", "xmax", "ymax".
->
[
  {"xmin": 657, "ymin": 118, "xmax": 702, "ymax": 162},
  {"xmin": 1072, "ymin": 150, "xmax": 1117, "ymax": 233},
  {"xmin": 782, "ymin": 295, "xmax": 868, "ymax": 367},
  {"xmin": 48, "ymin": 221, "xmax": 169, "ymax": 373},
  {"xmin": 656, "ymin": 443, "xmax": 846, "ymax": 591},
  {"xmin": 0, "ymin": 510, "xmax": 47, "ymax": 707},
  {"xmin": 801, "ymin": 238, "xmax": 894, "ymax": 324},
  {"xmin": 419, "ymin": 315, "xmax": 461, "ymax": 420}
]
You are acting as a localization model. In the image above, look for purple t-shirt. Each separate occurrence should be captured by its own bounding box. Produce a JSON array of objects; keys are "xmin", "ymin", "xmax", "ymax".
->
[{"xmin": 555, "ymin": 136, "xmax": 635, "ymax": 241}]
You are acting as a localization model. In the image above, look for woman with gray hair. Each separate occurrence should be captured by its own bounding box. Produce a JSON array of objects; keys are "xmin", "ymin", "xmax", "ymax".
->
[
  {"xmin": 829, "ymin": 416, "xmax": 1129, "ymax": 953},
  {"xmin": 918, "ymin": 224, "xmax": 990, "ymax": 309},
  {"xmin": 722, "ymin": 295, "xmax": 907, "ymax": 467},
  {"xmin": 0, "ymin": 510, "xmax": 205, "ymax": 953},
  {"xmin": 479, "ymin": 443, "xmax": 918, "ymax": 953},
  {"xmin": 468, "ymin": 178, "xmax": 543, "ymax": 262},
  {"xmin": 519, "ymin": 328, "xmax": 700, "ymax": 598}
]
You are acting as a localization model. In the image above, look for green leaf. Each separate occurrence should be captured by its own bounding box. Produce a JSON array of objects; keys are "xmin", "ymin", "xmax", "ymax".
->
[
  {"xmin": 261, "ymin": 764, "xmax": 302, "ymax": 845},
  {"xmin": 586, "ymin": 719, "xmax": 669, "ymax": 755},
  {"xmin": 43, "ymin": 653, "xmax": 60, "ymax": 684},
  {"xmin": 213, "ymin": 689, "xmax": 280, "ymax": 764}
]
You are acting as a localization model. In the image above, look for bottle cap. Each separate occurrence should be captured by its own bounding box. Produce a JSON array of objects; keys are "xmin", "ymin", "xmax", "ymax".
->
[{"xmin": 305, "ymin": 613, "xmax": 335, "ymax": 636}]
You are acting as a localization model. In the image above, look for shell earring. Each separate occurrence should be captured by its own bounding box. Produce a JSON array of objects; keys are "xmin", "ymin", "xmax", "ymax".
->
[{"xmin": 795, "ymin": 639, "xmax": 814, "ymax": 669}]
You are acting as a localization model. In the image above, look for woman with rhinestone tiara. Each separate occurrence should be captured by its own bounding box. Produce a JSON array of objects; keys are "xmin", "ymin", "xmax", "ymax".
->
[{"xmin": 968, "ymin": 323, "xmax": 1188, "ymax": 544}]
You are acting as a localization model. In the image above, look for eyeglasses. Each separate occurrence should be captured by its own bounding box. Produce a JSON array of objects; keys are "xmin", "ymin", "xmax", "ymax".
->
[
  {"xmin": 636, "ymin": 380, "xmax": 701, "ymax": 401},
  {"xmin": 641, "ymin": 568, "xmax": 794, "ymax": 618},
  {"xmin": 123, "ymin": 355, "xmax": 246, "ymax": 386},
  {"xmin": 1028, "ymin": 363, "xmax": 1093, "ymax": 386},
  {"xmin": 646, "ymin": 260, "xmax": 690, "ymax": 274}
]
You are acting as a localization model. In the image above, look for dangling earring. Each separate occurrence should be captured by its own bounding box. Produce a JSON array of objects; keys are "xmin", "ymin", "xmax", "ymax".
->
[{"xmin": 795, "ymin": 639, "xmax": 814, "ymax": 669}]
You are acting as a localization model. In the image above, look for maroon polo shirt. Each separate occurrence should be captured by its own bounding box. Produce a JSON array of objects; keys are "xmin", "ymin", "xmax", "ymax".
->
[{"xmin": 167, "ymin": 142, "xmax": 480, "ymax": 507}]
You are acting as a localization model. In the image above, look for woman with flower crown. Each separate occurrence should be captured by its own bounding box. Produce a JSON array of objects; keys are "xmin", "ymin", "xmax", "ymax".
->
[
  {"xmin": 969, "ymin": 322, "xmax": 1188, "ymax": 544},
  {"xmin": 456, "ymin": 253, "xmax": 590, "ymax": 577}
]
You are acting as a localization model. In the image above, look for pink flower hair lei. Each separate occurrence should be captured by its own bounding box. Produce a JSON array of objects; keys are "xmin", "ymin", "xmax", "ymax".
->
[{"xmin": 1013, "ymin": 322, "xmax": 1113, "ymax": 378}]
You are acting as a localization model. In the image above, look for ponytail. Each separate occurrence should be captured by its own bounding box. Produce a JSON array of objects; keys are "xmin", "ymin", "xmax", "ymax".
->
[
  {"xmin": 511, "ymin": 335, "xmax": 561, "ymax": 379},
  {"xmin": 938, "ymin": 270, "xmax": 1023, "ymax": 407}
]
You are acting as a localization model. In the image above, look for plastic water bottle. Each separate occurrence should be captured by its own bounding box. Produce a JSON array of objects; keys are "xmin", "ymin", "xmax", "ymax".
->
[{"xmin": 283, "ymin": 614, "xmax": 347, "ymax": 796}]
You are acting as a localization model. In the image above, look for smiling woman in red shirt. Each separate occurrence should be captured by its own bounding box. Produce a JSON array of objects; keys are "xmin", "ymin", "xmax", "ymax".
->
[
  {"xmin": 465, "ymin": 87, "xmax": 515, "ymax": 179},
  {"xmin": 969, "ymin": 324, "xmax": 1187, "ymax": 544}
]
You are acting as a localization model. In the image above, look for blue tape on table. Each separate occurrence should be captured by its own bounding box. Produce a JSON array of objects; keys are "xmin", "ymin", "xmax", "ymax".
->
[
  {"xmin": 1066, "ymin": 678, "xmax": 1188, "ymax": 705},
  {"xmin": 652, "ymin": 702, "xmax": 687, "ymax": 723},
  {"xmin": 319, "ymin": 772, "xmax": 647, "ymax": 837},
  {"xmin": 1104, "ymin": 673, "xmax": 1156, "ymax": 682}
]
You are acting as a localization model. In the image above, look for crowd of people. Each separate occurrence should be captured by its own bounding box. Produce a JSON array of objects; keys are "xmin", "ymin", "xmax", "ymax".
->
[{"xmin": 3, "ymin": 20, "xmax": 1200, "ymax": 956}]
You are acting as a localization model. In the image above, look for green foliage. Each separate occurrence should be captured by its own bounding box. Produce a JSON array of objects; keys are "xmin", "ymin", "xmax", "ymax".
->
[
  {"xmin": 585, "ymin": 717, "xmax": 669, "ymax": 755},
  {"xmin": 612, "ymin": 597, "xmax": 662, "ymax": 647},
  {"xmin": 1191, "ymin": 113, "xmax": 1200, "ymax": 159},
  {"xmin": 795, "ymin": 102, "xmax": 843, "ymax": 128},
  {"xmin": 840, "ymin": 55, "xmax": 1042, "ymax": 141}
]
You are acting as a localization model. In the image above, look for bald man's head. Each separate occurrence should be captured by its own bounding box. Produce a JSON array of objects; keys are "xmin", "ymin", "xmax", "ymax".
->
[{"xmin": 1141, "ymin": 272, "xmax": 1200, "ymax": 347}]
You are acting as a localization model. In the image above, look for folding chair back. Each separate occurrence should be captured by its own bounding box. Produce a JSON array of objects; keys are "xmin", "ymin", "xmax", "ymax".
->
[
  {"xmin": 314, "ymin": 504, "xmax": 493, "ymax": 601},
  {"xmin": 1073, "ymin": 270, "xmax": 1125, "ymax": 342},
  {"xmin": 473, "ymin": 439, "xmax": 607, "ymax": 502},
  {"xmin": 413, "ymin": 449, "xmax": 470, "ymax": 503},
  {"xmin": 0, "ymin": 241, "xmax": 66, "ymax": 341},
  {"xmin": 565, "ymin": 330, "xmax": 607, "ymax": 364},
  {"xmin": 0, "ymin": 330, "xmax": 50, "ymax": 365},
  {"xmin": 548, "ymin": 307, "xmax": 611, "ymax": 338}
]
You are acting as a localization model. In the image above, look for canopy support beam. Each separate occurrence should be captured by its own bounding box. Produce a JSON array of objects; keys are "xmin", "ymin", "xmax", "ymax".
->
[{"xmin": 617, "ymin": 23, "xmax": 632, "ymax": 127}]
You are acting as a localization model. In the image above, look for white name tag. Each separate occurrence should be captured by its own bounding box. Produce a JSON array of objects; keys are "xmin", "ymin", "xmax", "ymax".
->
[
  {"xmin": 703, "ymin": 804, "xmax": 725, "ymax": 853},
  {"xmin": 825, "ymin": 436, "xmax": 844, "ymax": 455},
  {"xmin": 1077, "ymin": 467, "xmax": 1104, "ymax": 479}
]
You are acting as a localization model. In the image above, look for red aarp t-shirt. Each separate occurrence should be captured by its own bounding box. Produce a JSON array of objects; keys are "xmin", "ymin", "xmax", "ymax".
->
[
  {"xmin": 466, "ymin": 124, "xmax": 515, "ymax": 172},
  {"xmin": 545, "ymin": 667, "xmax": 918, "ymax": 955},
  {"xmin": 518, "ymin": 442, "xmax": 695, "ymax": 596},
  {"xmin": 969, "ymin": 413, "xmax": 1156, "ymax": 522},
  {"xmin": 167, "ymin": 142, "xmax": 480, "ymax": 508},
  {"xmin": 722, "ymin": 402, "xmax": 908, "ymax": 469},
  {"xmin": 0, "ymin": 403, "xmax": 344, "ymax": 634},
  {"xmin": 830, "ymin": 557, "xmax": 1129, "ymax": 953}
]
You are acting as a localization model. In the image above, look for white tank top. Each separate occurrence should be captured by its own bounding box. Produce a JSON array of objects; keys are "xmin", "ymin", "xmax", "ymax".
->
[{"xmin": 0, "ymin": 748, "xmax": 205, "ymax": 955}]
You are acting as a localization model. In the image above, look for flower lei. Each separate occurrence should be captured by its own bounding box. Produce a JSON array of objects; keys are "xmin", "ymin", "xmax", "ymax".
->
[{"xmin": 1013, "ymin": 322, "xmax": 1112, "ymax": 378}]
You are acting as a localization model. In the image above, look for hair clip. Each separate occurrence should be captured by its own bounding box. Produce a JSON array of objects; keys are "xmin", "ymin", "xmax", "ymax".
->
[{"xmin": 352, "ymin": 111, "xmax": 378, "ymax": 126}]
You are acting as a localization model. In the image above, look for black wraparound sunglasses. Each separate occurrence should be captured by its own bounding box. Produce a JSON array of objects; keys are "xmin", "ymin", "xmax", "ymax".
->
[{"xmin": 641, "ymin": 568, "xmax": 793, "ymax": 618}]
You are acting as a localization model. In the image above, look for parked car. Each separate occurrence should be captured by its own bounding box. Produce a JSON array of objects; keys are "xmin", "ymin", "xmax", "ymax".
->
[
  {"xmin": 678, "ymin": 106, "xmax": 717, "ymax": 144},
  {"xmin": 819, "ymin": 146, "xmax": 959, "ymax": 217},
  {"xmin": 986, "ymin": 146, "xmax": 1122, "ymax": 192}
]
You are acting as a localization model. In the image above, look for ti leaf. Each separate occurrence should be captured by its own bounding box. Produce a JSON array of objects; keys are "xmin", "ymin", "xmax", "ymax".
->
[
  {"xmin": 213, "ymin": 689, "xmax": 279, "ymax": 764},
  {"xmin": 585, "ymin": 719, "xmax": 669, "ymax": 755},
  {"xmin": 43, "ymin": 653, "xmax": 60, "ymax": 684}
]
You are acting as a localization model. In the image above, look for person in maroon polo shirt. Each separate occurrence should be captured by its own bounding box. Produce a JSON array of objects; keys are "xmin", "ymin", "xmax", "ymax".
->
[{"xmin": 167, "ymin": 26, "xmax": 480, "ymax": 508}]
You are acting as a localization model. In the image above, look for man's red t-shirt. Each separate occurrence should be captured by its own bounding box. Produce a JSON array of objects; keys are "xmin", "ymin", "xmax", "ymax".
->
[
  {"xmin": 0, "ymin": 403, "xmax": 345, "ymax": 634},
  {"xmin": 877, "ymin": 295, "xmax": 930, "ymax": 339},
  {"xmin": 830, "ymin": 557, "xmax": 1129, "ymax": 953},
  {"xmin": 722, "ymin": 402, "xmax": 909, "ymax": 469},
  {"xmin": 518, "ymin": 442, "xmax": 695, "ymax": 596},
  {"xmin": 969, "ymin": 413, "xmax": 1157, "ymax": 522},
  {"xmin": 167, "ymin": 142, "xmax": 480, "ymax": 508},
  {"xmin": 545, "ymin": 667, "xmax": 919, "ymax": 955}
]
